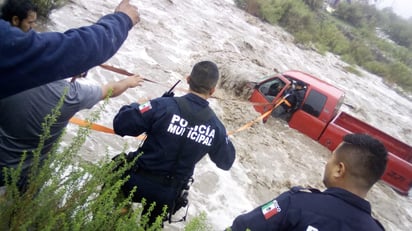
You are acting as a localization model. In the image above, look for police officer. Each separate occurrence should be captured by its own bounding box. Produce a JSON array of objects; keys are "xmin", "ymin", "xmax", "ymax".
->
[
  {"xmin": 229, "ymin": 133, "xmax": 387, "ymax": 231},
  {"xmin": 113, "ymin": 61, "xmax": 236, "ymax": 225}
]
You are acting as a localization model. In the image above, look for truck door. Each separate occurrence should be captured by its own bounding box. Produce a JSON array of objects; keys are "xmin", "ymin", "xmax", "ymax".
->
[
  {"xmin": 289, "ymin": 89, "xmax": 329, "ymax": 140},
  {"xmin": 249, "ymin": 76, "xmax": 291, "ymax": 115}
]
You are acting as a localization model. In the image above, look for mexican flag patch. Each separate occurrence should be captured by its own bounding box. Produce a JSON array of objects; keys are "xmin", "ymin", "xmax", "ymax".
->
[
  {"xmin": 261, "ymin": 199, "xmax": 281, "ymax": 220},
  {"xmin": 139, "ymin": 101, "xmax": 152, "ymax": 114}
]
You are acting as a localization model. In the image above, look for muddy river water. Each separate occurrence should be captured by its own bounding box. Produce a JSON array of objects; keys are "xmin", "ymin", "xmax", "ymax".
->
[{"xmin": 45, "ymin": 0, "xmax": 412, "ymax": 230}]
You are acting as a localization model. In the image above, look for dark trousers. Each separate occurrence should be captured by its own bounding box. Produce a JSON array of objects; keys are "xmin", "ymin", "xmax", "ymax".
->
[{"xmin": 121, "ymin": 171, "xmax": 181, "ymax": 225}]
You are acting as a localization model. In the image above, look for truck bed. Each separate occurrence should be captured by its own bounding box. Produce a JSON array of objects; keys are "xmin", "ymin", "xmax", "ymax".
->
[{"xmin": 318, "ymin": 111, "xmax": 412, "ymax": 195}]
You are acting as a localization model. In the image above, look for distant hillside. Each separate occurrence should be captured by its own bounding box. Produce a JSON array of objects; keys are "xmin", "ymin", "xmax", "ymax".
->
[{"xmin": 235, "ymin": 0, "xmax": 412, "ymax": 97}]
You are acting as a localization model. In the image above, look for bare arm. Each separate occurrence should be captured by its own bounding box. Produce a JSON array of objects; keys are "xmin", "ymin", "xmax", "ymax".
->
[{"xmin": 101, "ymin": 74, "xmax": 144, "ymax": 98}]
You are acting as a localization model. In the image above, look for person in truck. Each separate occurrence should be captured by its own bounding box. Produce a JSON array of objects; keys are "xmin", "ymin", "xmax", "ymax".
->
[
  {"xmin": 271, "ymin": 80, "xmax": 307, "ymax": 121},
  {"xmin": 229, "ymin": 133, "xmax": 387, "ymax": 231},
  {"xmin": 290, "ymin": 81, "xmax": 306, "ymax": 112},
  {"xmin": 267, "ymin": 82, "xmax": 283, "ymax": 99},
  {"xmin": 272, "ymin": 82, "xmax": 296, "ymax": 119}
]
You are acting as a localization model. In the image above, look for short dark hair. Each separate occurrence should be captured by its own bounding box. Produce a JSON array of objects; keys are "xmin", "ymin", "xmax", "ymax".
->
[
  {"xmin": 188, "ymin": 61, "xmax": 219, "ymax": 94},
  {"xmin": 337, "ymin": 133, "xmax": 388, "ymax": 189},
  {"xmin": 1, "ymin": 0, "xmax": 38, "ymax": 22}
]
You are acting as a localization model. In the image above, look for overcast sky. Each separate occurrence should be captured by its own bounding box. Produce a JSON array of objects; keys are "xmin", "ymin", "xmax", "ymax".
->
[{"xmin": 375, "ymin": 0, "xmax": 412, "ymax": 19}]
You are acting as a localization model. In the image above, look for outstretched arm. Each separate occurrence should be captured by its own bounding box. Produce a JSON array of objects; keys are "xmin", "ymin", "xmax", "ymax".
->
[
  {"xmin": 0, "ymin": 0, "xmax": 140, "ymax": 99},
  {"xmin": 101, "ymin": 74, "xmax": 144, "ymax": 98}
]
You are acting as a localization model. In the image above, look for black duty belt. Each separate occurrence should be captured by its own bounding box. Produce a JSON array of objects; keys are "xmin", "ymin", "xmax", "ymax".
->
[{"xmin": 135, "ymin": 168, "xmax": 184, "ymax": 189}]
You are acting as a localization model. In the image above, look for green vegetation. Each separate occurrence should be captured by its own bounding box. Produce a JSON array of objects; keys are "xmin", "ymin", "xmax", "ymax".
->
[
  {"xmin": 0, "ymin": 2, "xmax": 214, "ymax": 230},
  {"xmin": 32, "ymin": 0, "xmax": 66, "ymax": 19},
  {"xmin": 0, "ymin": 97, "xmax": 211, "ymax": 230},
  {"xmin": 234, "ymin": 0, "xmax": 412, "ymax": 94}
]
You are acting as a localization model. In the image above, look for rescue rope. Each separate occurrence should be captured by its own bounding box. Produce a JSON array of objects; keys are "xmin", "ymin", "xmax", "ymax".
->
[
  {"xmin": 69, "ymin": 98, "xmax": 284, "ymax": 137},
  {"xmin": 99, "ymin": 64, "xmax": 189, "ymax": 95},
  {"xmin": 69, "ymin": 64, "xmax": 283, "ymax": 137},
  {"xmin": 99, "ymin": 64, "xmax": 271, "ymax": 106},
  {"xmin": 69, "ymin": 117, "xmax": 114, "ymax": 134},
  {"xmin": 99, "ymin": 64, "xmax": 157, "ymax": 84},
  {"xmin": 227, "ymin": 98, "xmax": 285, "ymax": 135},
  {"xmin": 68, "ymin": 117, "xmax": 146, "ymax": 140}
]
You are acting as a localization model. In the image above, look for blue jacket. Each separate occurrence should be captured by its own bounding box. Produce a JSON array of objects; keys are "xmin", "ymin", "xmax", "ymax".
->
[
  {"xmin": 230, "ymin": 187, "xmax": 385, "ymax": 231},
  {"xmin": 113, "ymin": 93, "xmax": 236, "ymax": 181},
  {"xmin": 0, "ymin": 12, "xmax": 132, "ymax": 99}
]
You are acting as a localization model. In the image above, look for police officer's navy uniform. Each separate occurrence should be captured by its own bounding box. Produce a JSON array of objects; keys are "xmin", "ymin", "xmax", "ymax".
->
[
  {"xmin": 230, "ymin": 187, "xmax": 385, "ymax": 231},
  {"xmin": 113, "ymin": 93, "xmax": 236, "ymax": 220}
]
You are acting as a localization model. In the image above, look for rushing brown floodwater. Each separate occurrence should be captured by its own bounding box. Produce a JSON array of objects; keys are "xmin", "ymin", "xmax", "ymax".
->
[{"xmin": 46, "ymin": 0, "xmax": 412, "ymax": 230}]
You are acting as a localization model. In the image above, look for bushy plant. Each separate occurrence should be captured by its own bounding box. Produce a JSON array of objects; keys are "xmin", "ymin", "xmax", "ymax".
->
[
  {"xmin": 278, "ymin": 1, "xmax": 314, "ymax": 34},
  {"xmin": 32, "ymin": 0, "xmax": 66, "ymax": 19},
  {"xmin": 234, "ymin": 0, "xmax": 262, "ymax": 17},
  {"xmin": 334, "ymin": 2, "xmax": 376, "ymax": 28},
  {"xmin": 342, "ymin": 65, "xmax": 362, "ymax": 76},
  {"xmin": 257, "ymin": 0, "xmax": 288, "ymax": 24},
  {"xmin": 183, "ymin": 212, "xmax": 212, "ymax": 231},
  {"xmin": 314, "ymin": 19, "xmax": 350, "ymax": 55},
  {"xmin": 387, "ymin": 62, "xmax": 412, "ymax": 90},
  {"xmin": 379, "ymin": 12, "xmax": 412, "ymax": 49},
  {"xmin": 363, "ymin": 61, "xmax": 390, "ymax": 77},
  {"xmin": 0, "ymin": 96, "xmax": 210, "ymax": 230},
  {"xmin": 347, "ymin": 40, "xmax": 375, "ymax": 66},
  {"xmin": 302, "ymin": 0, "xmax": 323, "ymax": 11}
]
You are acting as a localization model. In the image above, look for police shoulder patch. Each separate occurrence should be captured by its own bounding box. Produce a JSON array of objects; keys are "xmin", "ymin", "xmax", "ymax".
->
[
  {"xmin": 261, "ymin": 199, "xmax": 281, "ymax": 220},
  {"xmin": 139, "ymin": 101, "xmax": 152, "ymax": 114}
]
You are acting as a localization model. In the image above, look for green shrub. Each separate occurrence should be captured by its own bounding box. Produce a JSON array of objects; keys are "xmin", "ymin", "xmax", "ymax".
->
[
  {"xmin": 234, "ymin": 0, "xmax": 262, "ymax": 18},
  {"xmin": 0, "ymin": 96, "xmax": 210, "ymax": 230},
  {"xmin": 32, "ymin": 0, "xmax": 67, "ymax": 19},
  {"xmin": 363, "ymin": 61, "xmax": 390, "ymax": 77},
  {"xmin": 302, "ymin": 0, "xmax": 323, "ymax": 11},
  {"xmin": 274, "ymin": 0, "xmax": 315, "ymax": 34},
  {"xmin": 387, "ymin": 62, "xmax": 412, "ymax": 91},
  {"xmin": 184, "ymin": 212, "xmax": 212, "ymax": 231},
  {"xmin": 342, "ymin": 65, "xmax": 362, "ymax": 76},
  {"xmin": 347, "ymin": 40, "xmax": 375, "ymax": 66},
  {"xmin": 315, "ymin": 20, "xmax": 350, "ymax": 55},
  {"xmin": 333, "ymin": 2, "xmax": 378, "ymax": 30},
  {"xmin": 257, "ymin": 0, "xmax": 288, "ymax": 24}
]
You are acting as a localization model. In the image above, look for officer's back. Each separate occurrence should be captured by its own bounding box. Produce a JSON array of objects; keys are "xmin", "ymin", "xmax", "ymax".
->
[{"xmin": 229, "ymin": 133, "xmax": 387, "ymax": 231}]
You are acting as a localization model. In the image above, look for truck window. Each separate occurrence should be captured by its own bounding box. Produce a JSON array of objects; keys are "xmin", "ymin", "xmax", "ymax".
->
[
  {"xmin": 258, "ymin": 78, "xmax": 286, "ymax": 102},
  {"xmin": 301, "ymin": 90, "xmax": 327, "ymax": 117}
]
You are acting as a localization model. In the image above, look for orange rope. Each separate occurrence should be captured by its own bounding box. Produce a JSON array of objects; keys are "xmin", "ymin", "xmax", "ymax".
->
[
  {"xmin": 99, "ymin": 63, "xmax": 270, "ymax": 106},
  {"xmin": 69, "ymin": 98, "xmax": 285, "ymax": 138},
  {"xmin": 69, "ymin": 117, "xmax": 114, "ymax": 134},
  {"xmin": 227, "ymin": 98, "xmax": 285, "ymax": 135},
  {"xmin": 74, "ymin": 64, "xmax": 282, "ymax": 137},
  {"xmin": 68, "ymin": 117, "xmax": 146, "ymax": 140}
]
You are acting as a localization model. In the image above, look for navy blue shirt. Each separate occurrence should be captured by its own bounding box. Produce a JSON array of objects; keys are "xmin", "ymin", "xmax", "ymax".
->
[
  {"xmin": 0, "ymin": 12, "xmax": 132, "ymax": 99},
  {"xmin": 230, "ymin": 187, "xmax": 385, "ymax": 231},
  {"xmin": 113, "ymin": 93, "xmax": 236, "ymax": 180}
]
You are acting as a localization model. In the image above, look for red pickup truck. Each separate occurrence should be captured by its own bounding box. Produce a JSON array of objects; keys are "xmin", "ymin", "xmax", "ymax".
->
[{"xmin": 248, "ymin": 70, "xmax": 412, "ymax": 195}]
